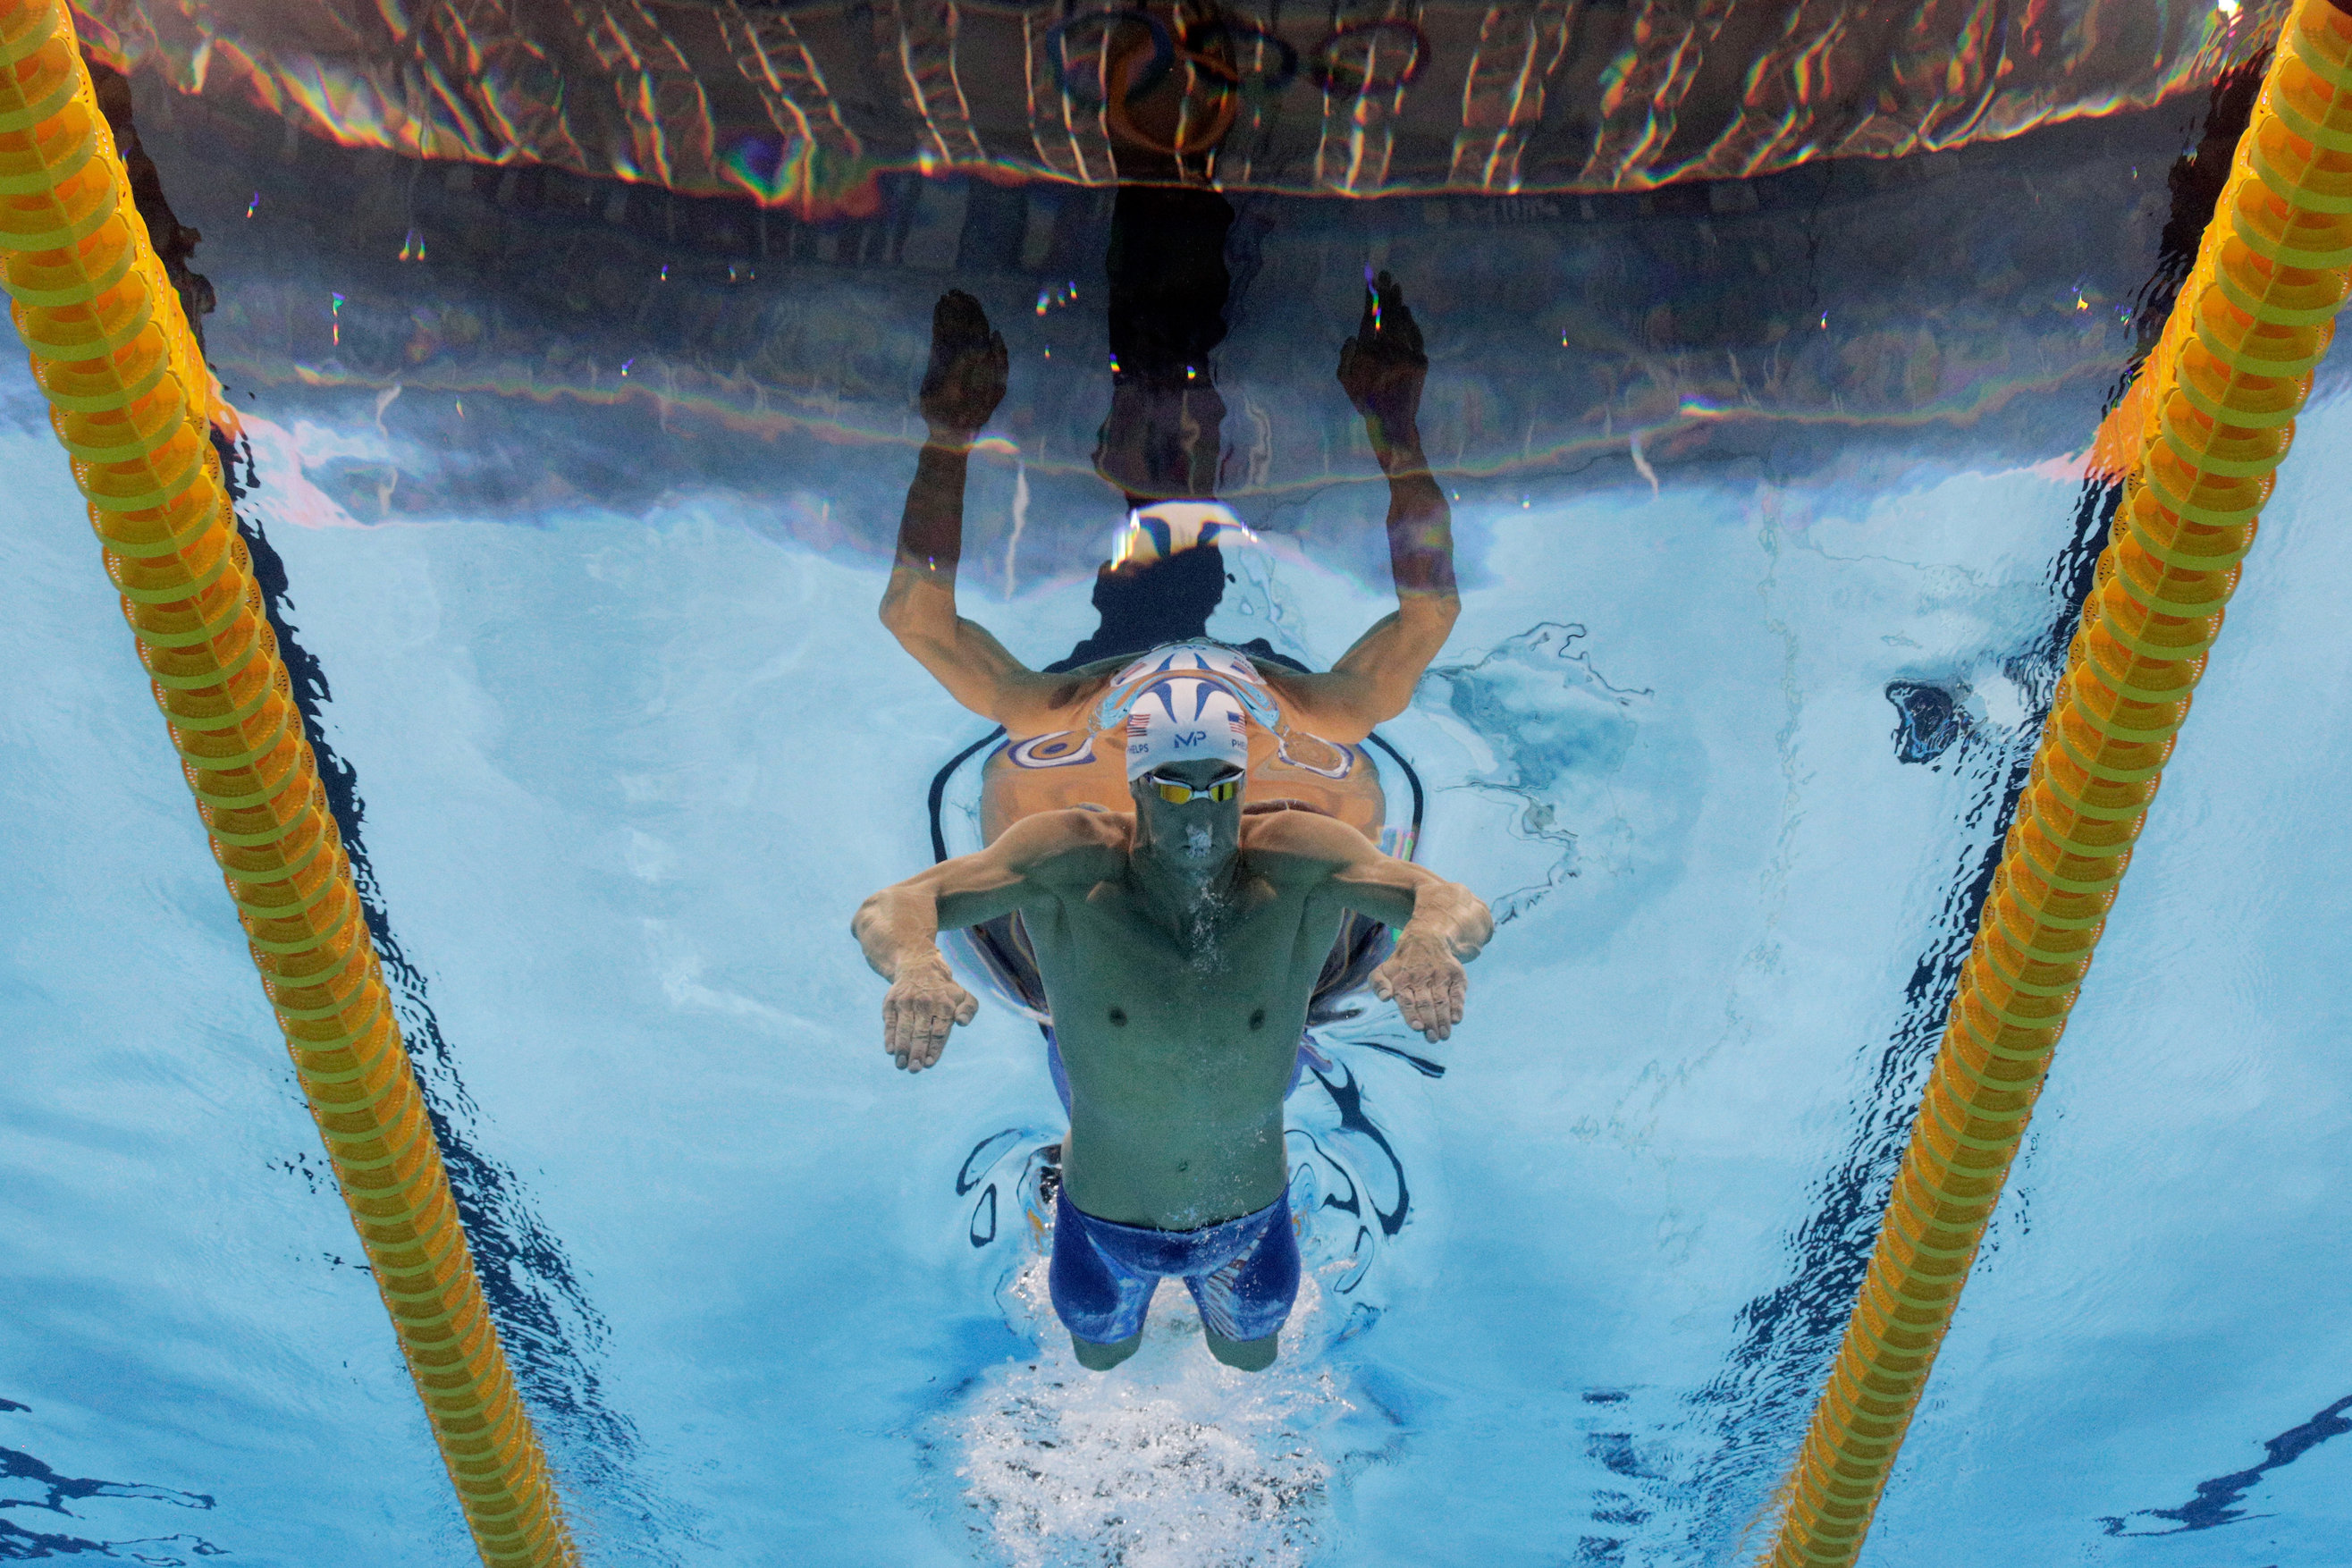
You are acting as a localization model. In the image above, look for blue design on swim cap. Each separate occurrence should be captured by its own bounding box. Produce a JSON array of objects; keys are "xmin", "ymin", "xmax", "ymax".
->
[
  {"xmin": 1095, "ymin": 642, "xmax": 1281, "ymax": 732},
  {"xmin": 1123, "ymin": 676, "xmax": 1251, "ymax": 780}
]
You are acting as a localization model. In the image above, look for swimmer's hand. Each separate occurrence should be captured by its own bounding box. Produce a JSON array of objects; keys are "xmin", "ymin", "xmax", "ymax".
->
[
  {"xmin": 1336, "ymin": 270, "xmax": 1428, "ymax": 451},
  {"xmin": 882, "ymin": 955, "xmax": 978, "ymax": 1072},
  {"xmin": 1369, "ymin": 932, "xmax": 1467, "ymax": 1043},
  {"xmin": 921, "ymin": 289, "xmax": 1008, "ymax": 441}
]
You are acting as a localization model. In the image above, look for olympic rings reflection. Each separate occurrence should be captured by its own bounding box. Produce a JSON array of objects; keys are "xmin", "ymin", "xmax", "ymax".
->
[
  {"xmin": 1043, "ymin": 10, "xmax": 1176, "ymax": 107},
  {"xmin": 1042, "ymin": 9, "xmax": 1427, "ymax": 122},
  {"xmin": 1306, "ymin": 19, "xmax": 1428, "ymax": 94}
]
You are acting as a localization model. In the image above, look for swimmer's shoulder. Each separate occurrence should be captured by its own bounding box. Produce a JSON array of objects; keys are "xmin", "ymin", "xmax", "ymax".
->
[
  {"xmin": 995, "ymin": 672, "xmax": 1116, "ymax": 738},
  {"xmin": 1252, "ymin": 664, "xmax": 1372, "ymax": 743},
  {"xmin": 993, "ymin": 806, "xmax": 1134, "ymax": 884},
  {"xmin": 1240, "ymin": 805, "xmax": 1378, "ymax": 880},
  {"xmin": 1043, "ymin": 662, "xmax": 1125, "ymax": 706}
]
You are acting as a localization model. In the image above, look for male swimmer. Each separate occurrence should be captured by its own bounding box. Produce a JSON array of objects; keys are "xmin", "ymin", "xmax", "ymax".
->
[
  {"xmin": 853, "ymin": 687, "xmax": 1492, "ymax": 1371},
  {"xmin": 856, "ymin": 194, "xmax": 1488, "ymax": 1370}
]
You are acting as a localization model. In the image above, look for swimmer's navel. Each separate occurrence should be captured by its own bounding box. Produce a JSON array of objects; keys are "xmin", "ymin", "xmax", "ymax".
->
[
  {"xmin": 1109, "ymin": 1007, "xmax": 1128, "ymax": 1027},
  {"xmin": 1249, "ymin": 1007, "xmax": 1266, "ymax": 1031}
]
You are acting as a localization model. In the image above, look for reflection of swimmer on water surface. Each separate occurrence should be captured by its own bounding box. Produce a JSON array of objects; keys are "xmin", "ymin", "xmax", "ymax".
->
[
  {"xmin": 880, "ymin": 202, "xmax": 1460, "ymax": 823},
  {"xmin": 857, "ymin": 190, "xmax": 1486, "ymax": 1374}
]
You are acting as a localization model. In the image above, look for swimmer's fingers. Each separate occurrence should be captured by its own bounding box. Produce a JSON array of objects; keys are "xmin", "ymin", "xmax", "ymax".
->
[
  {"xmin": 882, "ymin": 976, "xmax": 975, "ymax": 1072},
  {"xmin": 1375, "ymin": 948, "xmax": 1463, "ymax": 1042},
  {"xmin": 922, "ymin": 296, "xmax": 1007, "ymax": 433},
  {"xmin": 1384, "ymin": 301, "xmax": 1425, "ymax": 363},
  {"xmin": 890, "ymin": 1001, "xmax": 951, "ymax": 1072},
  {"xmin": 1337, "ymin": 277, "xmax": 1426, "ymax": 428},
  {"xmin": 1420, "ymin": 958, "xmax": 1458, "ymax": 1043},
  {"xmin": 1398, "ymin": 978, "xmax": 1441, "ymax": 1041},
  {"xmin": 918, "ymin": 982, "xmax": 975, "ymax": 1066},
  {"xmin": 1410, "ymin": 973, "xmax": 1454, "ymax": 1042},
  {"xmin": 1338, "ymin": 272, "xmax": 1385, "ymax": 399},
  {"xmin": 932, "ymin": 288, "xmax": 991, "ymax": 345},
  {"xmin": 1369, "ymin": 959, "xmax": 1423, "ymax": 1031},
  {"xmin": 915, "ymin": 988, "xmax": 979, "ymax": 1065},
  {"xmin": 1374, "ymin": 273, "xmax": 1425, "ymax": 360},
  {"xmin": 881, "ymin": 989, "xmax": 923, "ymax": 1069},
  {"xmin": 983, "ymin": 330, "xmax": 1009, "ymax": 416}
]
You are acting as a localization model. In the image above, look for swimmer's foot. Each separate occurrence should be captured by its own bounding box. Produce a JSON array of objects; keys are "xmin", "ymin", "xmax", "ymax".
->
[{"xmin": 1073, "ymin": 1331, "xmax": 1142, "ymax": 1371}]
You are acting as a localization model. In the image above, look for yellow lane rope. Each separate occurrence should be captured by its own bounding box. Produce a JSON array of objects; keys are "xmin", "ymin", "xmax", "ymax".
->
[
  {"xmin": 0, "ymin": 4, "xmax": 581, "ymax": 1561},
  {"xmin": 1762, "ymin": 3, "xmax": 2352, "ymax": 1564}
]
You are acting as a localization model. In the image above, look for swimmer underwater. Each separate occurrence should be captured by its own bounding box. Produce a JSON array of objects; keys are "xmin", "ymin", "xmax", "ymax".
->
[{"xmin": 853, "ymin": 261, "xmax": 1492, "ymax": 1373}]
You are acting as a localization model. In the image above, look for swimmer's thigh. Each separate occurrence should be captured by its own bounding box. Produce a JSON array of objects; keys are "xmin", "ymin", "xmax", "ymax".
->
[
  {"xmin": 1049, "ymin": 1192, "xmax": 1158, "ymax": 1345},
  {"xmin": 1186, "ymin": 1201, "xmax": 1302, "ymax": 1345}
]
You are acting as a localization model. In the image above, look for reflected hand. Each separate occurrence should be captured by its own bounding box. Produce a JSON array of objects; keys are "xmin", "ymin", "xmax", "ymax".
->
[
  {"xmin": 921, "ymin": 289, "xmax": 1008, "ymax": 441},
  {"xmin": 1336, "ymin": 270, "xmax": 1428, "ymax": 446},
  {"xmin": 1370, "ymin": 933, "xmax": 1466, "ymax": 1043},
  {"xmin": 883, "ymin": 957, "xmax": 978, "ymax": 1072}
]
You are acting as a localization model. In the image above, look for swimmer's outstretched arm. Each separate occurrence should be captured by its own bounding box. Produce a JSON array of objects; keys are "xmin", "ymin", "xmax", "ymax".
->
[
  {"xmin": 851, "ymin": 812, "xmax": 1125, "ymax": 1072},
  {"xmin": 1280, "ymin": 273, "xmax": 1460, "ymax": 741},
  {"xmin": 881, "ymin": 291, "xmax": 1074, "ymax": 734},
  {"xmin": 1252, "ymin": 810, "xmax": 1493, "ymax": 1043}
]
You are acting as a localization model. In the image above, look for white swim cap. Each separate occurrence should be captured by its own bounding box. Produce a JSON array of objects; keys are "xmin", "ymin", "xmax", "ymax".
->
[
  {"xmin": 1110, "ymin": 499, "xmax": 1258, "ymax": 569},
  {"xmin": 1123, "ymin": 677, "xmax": 1252, "ymax": 782}
]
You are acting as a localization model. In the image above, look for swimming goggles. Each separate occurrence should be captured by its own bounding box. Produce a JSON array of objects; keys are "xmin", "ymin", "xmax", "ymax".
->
[{"xmin": 1144, "ymin": 768, "xmax": 1243, "ymax": 805}]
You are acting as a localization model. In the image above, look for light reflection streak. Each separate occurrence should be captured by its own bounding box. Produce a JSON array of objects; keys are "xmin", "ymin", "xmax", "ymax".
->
[
  {"xmin": 68, "ymin": 0, "xmax": 2286, "ymax": 216},
  {"xmin": 222, "ymin": 338, "xmax": 2121, "ymax": 512}
]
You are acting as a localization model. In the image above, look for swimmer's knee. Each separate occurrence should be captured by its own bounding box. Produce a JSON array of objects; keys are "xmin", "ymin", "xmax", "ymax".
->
[
  {"xmin": 1072, "ymin": 1332, "xmax": 1142, "ymax": 1371},
  {"xmin": 1204, "ymin": 1329, "xmax": 1278, "ymax": 1372}
]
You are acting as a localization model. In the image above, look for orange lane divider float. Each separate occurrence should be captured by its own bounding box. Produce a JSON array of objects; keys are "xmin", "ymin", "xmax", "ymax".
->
[
  {"xmin": 0, "ymin": 3, "xmax": 580, "ymax": 1562},
  {"xmin": 1762, "ymin": 3, "xmax": 2352, "ymax": 1565}
]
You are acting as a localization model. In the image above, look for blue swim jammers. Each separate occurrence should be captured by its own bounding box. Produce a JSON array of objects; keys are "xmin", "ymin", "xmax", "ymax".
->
[{"xmin": 1050, "ymin": 1187, "xmax": 1302, "ymax": 1346}]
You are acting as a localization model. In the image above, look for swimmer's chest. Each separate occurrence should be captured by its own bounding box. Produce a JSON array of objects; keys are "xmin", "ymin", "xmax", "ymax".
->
[{"xmin": 1028, "ymin": 877, "xmax": 1343, "ymax": 1066}]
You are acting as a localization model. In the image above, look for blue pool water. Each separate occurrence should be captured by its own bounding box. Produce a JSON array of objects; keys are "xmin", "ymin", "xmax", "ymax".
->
[{"xmin": 4, "ymin": 56, "xmax": 2350, "ymax": 1568}]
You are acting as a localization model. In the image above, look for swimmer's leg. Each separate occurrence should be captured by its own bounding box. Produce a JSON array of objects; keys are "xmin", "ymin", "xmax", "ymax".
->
[
  {"xmin": 1049, "ymin": 1189, "xmax": 1156, "ymax": 1372},
  {"xmin": 1073, "ymin": 1331, "xmax": 1144, "ymax": 1371},
  {"xmin": 1202, "ymin": 1327, "xmax": 1277, "ymax": 1372},
  {"xmin": 1186, "ymin": 1195, "xmax": 1301, "ymax": 1374}
]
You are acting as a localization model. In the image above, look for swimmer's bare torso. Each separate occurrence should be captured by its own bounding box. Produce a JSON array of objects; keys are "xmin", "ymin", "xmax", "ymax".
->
[
  {"xmin": 857, "ymin": 792, "xmax": 1488, "ymax": 1227},
  {"xmin": 985, "ymin": 807, "xmax": 1400, "ymax": 1227}
]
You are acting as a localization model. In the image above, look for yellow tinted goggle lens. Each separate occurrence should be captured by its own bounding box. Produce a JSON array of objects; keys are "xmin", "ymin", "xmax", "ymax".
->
[{"xmin": 1151, "ymin": 775, "xmax": 1241, "ymax": 805}]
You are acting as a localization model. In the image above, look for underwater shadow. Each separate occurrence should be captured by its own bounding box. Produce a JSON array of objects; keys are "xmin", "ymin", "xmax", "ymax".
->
[
  {"xmin": 2099, "ymin": 1395, "xmax": 2352, "ymax": 1536},
  {"xmin": 0, "ymin": 1397, "xmax": 222, "ymax": 1564}
]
